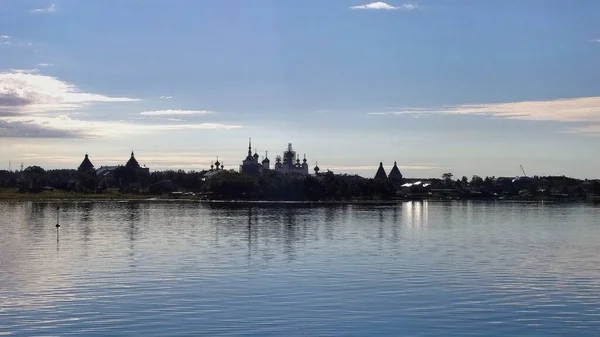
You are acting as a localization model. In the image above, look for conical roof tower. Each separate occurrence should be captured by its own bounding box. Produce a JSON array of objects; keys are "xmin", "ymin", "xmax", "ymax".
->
[
  {"xmin": 78, "ymin": 153, "xmax": 94, "ymax": 171},
  {"xmin": 126, "ymin": 151, "xmax": 140, "ymax": 169},
  {"xmin": 388, "ymin": 161, "xmax": 403, "ymax": 182},
  {"xmin": 374, "ymin": 162, "xmax": 388, "ymax": 181}
]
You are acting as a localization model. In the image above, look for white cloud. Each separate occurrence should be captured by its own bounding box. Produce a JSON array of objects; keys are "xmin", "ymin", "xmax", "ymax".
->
[
  {"xmin": 0, "ymin": 72, "xmax": 138, "ymax": 114},
  {"xmin": 6, "ymin": 68, "xmax": 40, "ymax": 74},
  {"xmin": 369, "ymin": 96, "xmax": 600, "ymax": 135},
  {"xmin": 589, "ymin": 39, "xmax": 600, "ymax": 43},
  {"xmin": 37, "ymin": 63, "xmax": 53, "ymax": 67},
  {"xmin": 0, "ymin": 71, "xmax": 242, "ymax": 138},
  {"xmin": 367, "ymin": 108, "xmax": 436, "ymax": 116},
  {"xmin": 0, "ymin": 35, "xmax": 10, "ymax": 39},
  {"xmin": 350, "ymin": 2, "xmax": 417, "ymax": 10},
  {"xmin": 329, "ymin": 164, "xmax": 438, "ymax": 171},
  {"xmin": 1, "ymin": 40, "xmax": 34, "ymax": 48},
  {"xmin": 31, "ymin": 3, "xmax": 56, "ymax": 13},
  {"xmin": 0, "ymin": 114, "xmax": 242, "ymax": 138},
  {"xmin": 159, "ymin": 95, "xmax": 173, "ymax": 100},
  {"xmin": 441, "ymin": 97, "xmax": 600, "ymax": 123},
  {"xmin": 140, "ymin": 109, "xmax": 213, "ymax": 116}
]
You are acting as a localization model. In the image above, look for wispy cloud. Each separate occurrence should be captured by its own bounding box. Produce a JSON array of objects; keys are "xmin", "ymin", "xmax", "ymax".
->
[
  {"xmin": 368, "ymin": 96, "xmax": 600, "ymax": 135},
  {"xmin": 589, "ymin": 39, "xmax": 600, "ymax": 43},
  {"xmin": 37, "ymin": 63, "xmax": 53, "ymax": 67},
  {"xmin": 350, "ymin": 2, "xmax": 417, "ymax": 10},
  {"xmin": 31, "ymin": 3, "xmax": 56, "ymax": 13},
  {"xmin": 0, "ymin": 72, "xmax": 138, "ymax": 113},
  {"xmin": 0, "ymin": 71, "xmax": 242, "ymax": 138},
  {"xmin": 159, "ymin": 95, "xmax": 173, "ymax": 100},
  {"xmin": 5, "ymin": 68, "xmax": 40, "ymax": 74},
  {"xmin": 0, "ymin": 35, "xmax": 10, "ymax": 39},
  {"xmin": 329, "ymin": 164, "xmax": 438, "ymax": 171},
  {"xmin": 0, "ymin": 40, "xmax": 34, "ymax": 47},
  {"xmin": 367, "ymin": 108, "xmax": 435, "ymax": 116},
  {"xmin": 140, "ymin": 109, "xmax": 213, "ymax": 116},
  {"xmin": 0, "ymin": 115, "xmax": 242, "ymax": 138},
  {"xmin": 441, "ymin": 97, "xmax": 600, "ymax": 123}
]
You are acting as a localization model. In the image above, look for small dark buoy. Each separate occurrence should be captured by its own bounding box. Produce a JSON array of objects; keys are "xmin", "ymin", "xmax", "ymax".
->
[{"xmin": 56, "ymin": 205, "xmax": 61, "ymax": 228}]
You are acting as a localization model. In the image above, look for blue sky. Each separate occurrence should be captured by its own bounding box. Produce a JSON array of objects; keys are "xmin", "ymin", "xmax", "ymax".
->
[{"xmin": 0, "ymin": 0, "xmax": 599, "ymax": 178}]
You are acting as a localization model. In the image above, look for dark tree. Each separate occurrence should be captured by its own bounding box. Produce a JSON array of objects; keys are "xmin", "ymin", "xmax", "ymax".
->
[{"xmin": 21, "ymin": 166, "xmax": 47, "ymax": 192}]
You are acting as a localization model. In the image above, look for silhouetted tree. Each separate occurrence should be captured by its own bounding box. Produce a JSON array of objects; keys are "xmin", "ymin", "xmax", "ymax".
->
[{"xmin": 21, "ymin": 166, "xmax": 47, "ymax": 192}]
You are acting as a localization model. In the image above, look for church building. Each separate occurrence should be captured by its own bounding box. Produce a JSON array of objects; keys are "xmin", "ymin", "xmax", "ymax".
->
[{"xmin": 239, "ymin": 139, "xmax": 310, "ymax": 175}]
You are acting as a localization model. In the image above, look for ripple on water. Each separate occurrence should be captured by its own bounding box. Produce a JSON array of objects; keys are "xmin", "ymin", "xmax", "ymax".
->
[{"xmin": 1, "ymin": 201, "xmax": 600, "ymax": 336}]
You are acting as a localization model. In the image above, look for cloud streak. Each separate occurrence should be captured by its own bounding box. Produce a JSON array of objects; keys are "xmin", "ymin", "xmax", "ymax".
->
[
  {"xmin": 140, "ymin": 109, "xmax": 212, "ymax": 116},
  {"xmin": 442, "ymin": 97, "xmax": 600, "ymax": 123},
  {"xmin": 369, "ymin": 96, "xmax": 600, "ymax": 135},
  {"xmin": 0, "ymin": 71, "xmax": 242, "ymax": 139},
  {"xmin": 0, "ymin": 35, "xmax": 10, "ymax": 39},
  {"xmin": 350, "ymin": 2, "xmax": 417, "ymax": 10},
  {"xmin": 31, "ymin": 3, "xmax": 56, "ymax": 13},
  {"xmin": 0, "ymin": 115, "xmax": 242, "ymax": 139},
  {"xmin": 0, "ymin": 72, "xmax": 138, "ymax": 113},
  {"xmin": 329, "ymin": 164, "xmax": 439, "ymax": 171}
]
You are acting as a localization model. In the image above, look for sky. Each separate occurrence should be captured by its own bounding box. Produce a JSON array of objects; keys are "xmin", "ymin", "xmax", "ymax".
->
[{"xmin": 0, "ymin": 0, "xmax": 599, "ymax": 179}]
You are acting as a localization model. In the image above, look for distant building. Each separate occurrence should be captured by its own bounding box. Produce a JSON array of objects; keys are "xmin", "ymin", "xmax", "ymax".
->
[
  {"xmin": 126, "ymin": 151, "xmax": 150, "ymax": 174},
  {"xmin": 75, "ymin": 151, "xmax": 150, "ymax": 187},
  {"xmin": 374, "ymin": 162, "xmax": 388, "ymax": 181},
  {"xmin": 388, "ymin": 161, "xmax": 404, "ymax": 185},
  {"xmin": 78, "ymin": 154, "xmax": 94, "ymax": 172},
  {"xmin": 374, "ymin": 161, "xmax": 404, "ymax": 184},
  {"xmin": 238, "ymin": 139, "xmax": 310, "ymax": 175},
  {"xmin": 202, "ymin": 157, "xmax": 226, "ymax": 180}
]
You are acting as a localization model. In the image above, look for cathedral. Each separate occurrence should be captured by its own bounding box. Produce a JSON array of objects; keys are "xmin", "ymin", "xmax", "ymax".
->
[{"xmin": 239, "ymin": 139, "xmax": 311, "ymax": 175}]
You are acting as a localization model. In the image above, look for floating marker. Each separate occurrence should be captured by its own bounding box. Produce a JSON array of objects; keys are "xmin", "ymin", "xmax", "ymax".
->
[{"xmin": 56, "ymin": 205, "xmax": 60, "ymax": 228}]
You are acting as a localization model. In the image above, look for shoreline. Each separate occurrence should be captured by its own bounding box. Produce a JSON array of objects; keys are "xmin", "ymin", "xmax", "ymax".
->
[{"xmin": 1, "ymin": 188, "xmax": 598, "ymax": 204}]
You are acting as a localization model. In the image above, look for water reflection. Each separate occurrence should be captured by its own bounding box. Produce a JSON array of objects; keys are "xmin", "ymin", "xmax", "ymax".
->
[
  {"xmin": 2, "ymin": 201, "xmax": 600, "ymax": 336},
  {"xmin": 404, "ymin": 200, "xmax": 428, "ymax": 231}
]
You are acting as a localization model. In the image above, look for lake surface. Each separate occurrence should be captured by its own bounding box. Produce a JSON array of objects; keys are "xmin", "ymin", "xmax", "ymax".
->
[{"xmin": 1, "ymin": 201, "xmax": 600, "ymax": 336}]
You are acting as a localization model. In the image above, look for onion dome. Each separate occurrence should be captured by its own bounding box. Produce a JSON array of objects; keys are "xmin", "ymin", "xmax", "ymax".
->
[
  {"xmin": 262, "ymin": 151, "xmax": 270, "ymax": 164},
  {"xmin": 314, "ymin": 162, "xmax": 320, "ymax": 173},
  {"xmin": 210, "ymin": 161, "xmax": 214, "ymax": 170},
  {"xmin": 214, "ymin": 157, "xmax": 221, "ymax": 168}
]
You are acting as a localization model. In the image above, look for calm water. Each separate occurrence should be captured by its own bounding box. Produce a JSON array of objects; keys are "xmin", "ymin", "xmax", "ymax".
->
[{"xmin": 1, "ymin": 201, "xmax": 600, "ymax": 336}]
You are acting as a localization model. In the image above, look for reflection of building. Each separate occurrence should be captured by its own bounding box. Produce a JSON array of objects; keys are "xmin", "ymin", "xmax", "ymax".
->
[{"xmin": 239, "ymin": 139, "xmax": 310, "ymax": 175}]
